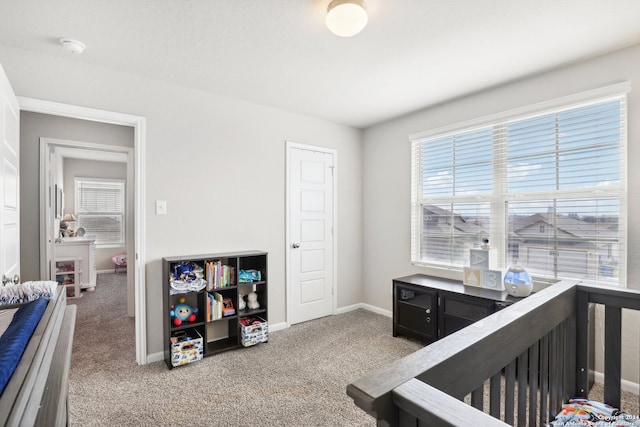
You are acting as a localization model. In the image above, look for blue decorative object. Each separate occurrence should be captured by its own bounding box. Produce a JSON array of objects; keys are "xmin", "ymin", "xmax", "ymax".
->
[
  {"xmin": 238, "ymin": 269, "xmax": 261, "ymax": 283},
  {"xmin": 173, "ymin": 261, "xmax": 198, "ymax": 282},
  {"xmin": 170, "ymin": 297, "xmax": 198, "ymax": 326}
]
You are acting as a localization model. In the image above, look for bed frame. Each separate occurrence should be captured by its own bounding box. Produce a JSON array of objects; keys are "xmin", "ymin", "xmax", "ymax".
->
[
  {"xmin": 347, "ymin": 279, "xmax": 640, "ymax": 426},
  {"xmin": 0, "ymin": 290, "xmax": 76, "ymax": 427}
]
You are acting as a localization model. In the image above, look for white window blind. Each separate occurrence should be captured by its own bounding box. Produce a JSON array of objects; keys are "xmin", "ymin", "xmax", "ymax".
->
[
  {"xmin": 411, "ymin": 87, "xmax": 627, "ymax": 285},
  {"xmin": 75, "ymin": 178, "xmax": 125, "ymax": 247}
]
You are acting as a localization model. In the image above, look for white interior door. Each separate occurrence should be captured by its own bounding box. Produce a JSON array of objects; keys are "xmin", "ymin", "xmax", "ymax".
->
[
  {"xmin": 287, "ymin": 143, "xmax": 335, "ymax": 324},
  {"xmin": 0, "ymin": 63, "xmax": 20, "ymax": 284}
]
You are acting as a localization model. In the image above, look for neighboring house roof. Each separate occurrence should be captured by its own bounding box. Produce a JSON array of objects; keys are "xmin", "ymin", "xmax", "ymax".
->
[
  {"xmin": 511, "ymin": 213, "xmax": 618, "ymax": 240},
  {"xmin": 424, "ymin": 206, "xmax": 617, "ymax": 241},
  {"xmin": 423, "ymin": 205, "xmax": 487, "ymax": 235}
]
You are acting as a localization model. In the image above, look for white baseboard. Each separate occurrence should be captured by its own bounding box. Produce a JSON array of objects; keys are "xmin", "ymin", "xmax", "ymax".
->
[
  {"xmin": 593, "ymin": 371, "xmax": 640, "ymax": 394},
  {"xmin": 336, "ymin": 303, "xmax": 392, "ymax": 318},
  {"xmin": 268, "ymin": 321, "xmax": 288, "ymax": 332},
  {"xmin": 145, "ymin": 351, "xmax": 164, "ymax": 364},
  {"xmin": 97, "ymin": 269, "xmax": 124, "ymax": 275}
]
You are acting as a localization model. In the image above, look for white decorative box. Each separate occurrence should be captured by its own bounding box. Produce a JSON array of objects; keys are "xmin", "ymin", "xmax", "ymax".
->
[
  {"xmin": 463, "ymin": 267, "xmax": 482, "ymax": 287},
  {"xmin": 482, "ymin": 269, "xmax": 505, "ymax": 291},
  {"xmin": 469, "ymin": 248, "xmax": 497, "ymax": 270}
]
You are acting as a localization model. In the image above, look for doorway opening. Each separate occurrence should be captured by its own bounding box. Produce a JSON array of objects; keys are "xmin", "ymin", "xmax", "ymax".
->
[
  {"xmin": 40, "ymin": 138, "xmax": 133, "ymax": 312},
  {"xmin": 20, "ymin": 97, "xmax": 148, "ymax": 365}
]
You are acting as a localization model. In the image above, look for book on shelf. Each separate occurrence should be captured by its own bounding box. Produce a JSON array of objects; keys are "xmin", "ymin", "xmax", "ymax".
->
[
  {"xmin": 205, "ymin": 260, "xmax": 236, "ymax": 291},
  {"xmin": 207, "ymin": 292, "xmax": 225, "ymax": 321}
]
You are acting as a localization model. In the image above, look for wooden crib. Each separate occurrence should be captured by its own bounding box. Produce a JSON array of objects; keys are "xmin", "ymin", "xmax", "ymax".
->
[
  {"xmin": 347, "ymin": 279, "xmax": 640, "ymax": 426},
  {"xmin": 0, "ymin": 290, "xmax": 76, "ymax": 427}
]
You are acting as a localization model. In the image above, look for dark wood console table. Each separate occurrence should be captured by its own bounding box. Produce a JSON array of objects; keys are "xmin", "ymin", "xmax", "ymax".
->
[{"xmin": 393, "ymin": 274, "xmax": 519, "ymax": 344}]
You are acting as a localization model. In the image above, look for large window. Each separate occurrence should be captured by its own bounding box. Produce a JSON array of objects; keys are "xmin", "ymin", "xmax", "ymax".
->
[
  {"xmin": 411, "ymin": 85, "xmax": 627, "ymax": 285},
  {"xmin": 75, "ymin": 178, "xmax": 125, "ymax": 248}
]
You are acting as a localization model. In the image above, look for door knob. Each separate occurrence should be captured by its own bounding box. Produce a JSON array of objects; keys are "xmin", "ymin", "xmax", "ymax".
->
[
  {"xmin": 2, "ymin": 274, "xmax": 19, "ymax": 285},
  {"xmin": 292, "ymin": 243, "xmax": 300, "ymax": 249}
]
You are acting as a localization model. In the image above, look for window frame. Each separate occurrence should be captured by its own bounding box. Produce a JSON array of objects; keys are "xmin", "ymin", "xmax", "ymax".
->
[
  {"xmin": 410, "ymin": 83, "xmax": 629, "ymax": 286},
  {"xmin": 74, "ymin": 177, "xmax": 126, "ymax": 249}
]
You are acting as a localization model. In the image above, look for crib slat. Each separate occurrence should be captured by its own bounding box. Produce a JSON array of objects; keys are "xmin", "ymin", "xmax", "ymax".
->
[
  {"xmin": 471, "ymin": 385, "xmax": 483, "ymax": 411},
  {"xmin": 505, "ymin": 360, "xmax": 516, "ymax": 425},
  {"xmin": 604, "ymin": 306, "xmax": 622, "ymax": 409},
  {"xmin": 549, "ymin": 326, "xmax": 560, "ymax": 417},
  {"xmin": 558, "ymin": 321, "xmax": 567, "ymax": 413},
  {"xmin": 398, "ymin": 406, "xmax": 416, "ymax": 426},
  {"xmin": 490, "ymin": 371, "xmax": 501, "ymax": 418},
  {"xmin": 528, "ymin": 342, "xmax": 539, "ymax": 426},
  {"xmin": 517, "ymin": 350, "xmax": 528, "ymax": 427},
  {"xmin": 576, "ymin": 290, "xmax": 590, "ymax": 397},
  {"xmin": 558, "ymin": 321, "xmax": 566, "ymax": 404},
  {"xmin": 393, "ymin": 378, "xmax": 510, "ymax": 427},
  {"xmin": 563, "ymin": 310, "xmax": 577, "ymax": 408},
  {"xmin": 540, "ymin": 335, "xmax": 549, "ymax": 424}
]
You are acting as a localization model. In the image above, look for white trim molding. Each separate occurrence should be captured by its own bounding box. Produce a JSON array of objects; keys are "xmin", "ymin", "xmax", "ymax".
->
[
  {"xmin": 593, "ymin": 371, "xmax": 640, "ymax": 395},
  {"xmin": 336, "ymin": 303, "xmax": 392, "ymax": 318},
  {"xmin": 410, "ymin": 82, "xmax": 631, "ymax": 141},
  {"xmin": 19, "ymin": 96, "xmax": 148, "ymax": 366}
]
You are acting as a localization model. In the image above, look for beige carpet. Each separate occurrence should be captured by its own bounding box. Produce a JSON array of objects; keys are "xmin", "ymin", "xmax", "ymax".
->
[
  {"xmin": 68, "ymin": 274, "xmax": 639, "ymax": 426},
  {"xmin": 68, "ymin": 273, "xmax": 422, "ymax": 426}
]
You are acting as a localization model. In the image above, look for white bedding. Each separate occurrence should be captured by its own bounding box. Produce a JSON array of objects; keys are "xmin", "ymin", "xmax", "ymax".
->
[{"xmin": 0, "ymin": 281, "xmax": 57, "ymax": 305}]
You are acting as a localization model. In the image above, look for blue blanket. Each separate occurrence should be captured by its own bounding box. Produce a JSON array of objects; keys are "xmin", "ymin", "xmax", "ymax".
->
[{"xmin": 0, "ymin": 298, "xmax": 48, "ymax": 395}]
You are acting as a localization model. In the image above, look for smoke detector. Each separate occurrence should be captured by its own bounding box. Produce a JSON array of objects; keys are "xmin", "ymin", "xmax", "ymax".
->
[{"xmin": 59, "ymin": 38, "xmax": 86, "ymax": 54}]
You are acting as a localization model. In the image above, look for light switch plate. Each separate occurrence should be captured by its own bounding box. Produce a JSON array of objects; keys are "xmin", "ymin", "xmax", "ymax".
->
[{"xmin": 155, "ymin": 200, "xmax": 167, "ymax": 215}]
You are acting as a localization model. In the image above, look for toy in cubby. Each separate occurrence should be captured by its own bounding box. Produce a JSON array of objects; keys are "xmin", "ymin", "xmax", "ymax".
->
[
  {"xmin": 170, "ymin": 297, "xmax": 199, "ymax": 326},
  {"xmin": 247, "ymin": 292, "xmax": 260, "ymax": 310}
]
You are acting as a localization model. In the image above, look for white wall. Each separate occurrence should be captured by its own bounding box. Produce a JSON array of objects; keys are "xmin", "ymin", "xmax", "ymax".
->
[
  {"xmin": 1, "ymin": 45, "xmax": 363, "ymax": 358},
  {"xmin": 362, "ymin": 43, "xmax": 640, "ymax": 385}
]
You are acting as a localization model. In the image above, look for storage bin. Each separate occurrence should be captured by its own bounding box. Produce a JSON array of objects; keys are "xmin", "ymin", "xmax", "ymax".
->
[
  {"xmin": 170, "ymin": 328, "xmax": 203, "ymax": 367},
  {"xmin": 240, "ymin": 316, "xmax": 268, "ymax": 347}
]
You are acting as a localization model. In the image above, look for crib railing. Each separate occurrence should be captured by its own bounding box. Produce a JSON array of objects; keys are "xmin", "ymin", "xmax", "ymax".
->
[
  {"xmin": 576, "ymin": 282, "xmax": 640, "ymax": 410},
  {"xmin": 347, "ymin": 279, "xmax": 640, "ymax": 426}
]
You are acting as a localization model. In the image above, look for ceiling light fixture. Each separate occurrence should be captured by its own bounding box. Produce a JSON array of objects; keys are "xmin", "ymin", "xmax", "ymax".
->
[
  {"xmin": 59, "ymin": 38, "xmax": 86, "ymax": 54},
  {"xmin": 326, "ymin": 0, "xmax": 368, "ymax": 37}
]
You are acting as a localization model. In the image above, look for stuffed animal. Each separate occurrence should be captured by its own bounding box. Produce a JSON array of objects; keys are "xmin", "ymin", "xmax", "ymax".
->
[
  {"xmin": 238, "ymin": 294, "xmax": 246, "ymax": 311},
  {"xmin": 170, "ymin": 297, "xmax": 198, "ymax": 326},
  {"xmin": 247, "ymin": 292, "xmax": 260, "ymax": 310}
]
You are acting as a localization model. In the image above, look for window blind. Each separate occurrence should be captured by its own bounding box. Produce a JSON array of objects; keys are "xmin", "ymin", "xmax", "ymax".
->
[
  {"xmin": 75, "ymin": 178, "xmax": 125, "ymax": 247},
  {"xmin": 411, "ymin": 88, "xmax": 627, "ymax": 285}
]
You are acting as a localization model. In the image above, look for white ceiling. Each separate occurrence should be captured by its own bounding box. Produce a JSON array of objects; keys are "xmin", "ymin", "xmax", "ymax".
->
[{"xmin": 1, "ymin": 1, "xmax": 639, "ymax": 129}]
